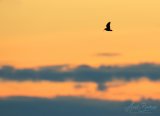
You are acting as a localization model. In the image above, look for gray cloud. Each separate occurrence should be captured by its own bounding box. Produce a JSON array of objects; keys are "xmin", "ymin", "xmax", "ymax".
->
[
  {"xmin": 0, "ymin": 97, "xmax": 159, "ymax": 116},
  {"xmin": 0, "ymin": 63, "xmax": 160, "ymax": 90}
]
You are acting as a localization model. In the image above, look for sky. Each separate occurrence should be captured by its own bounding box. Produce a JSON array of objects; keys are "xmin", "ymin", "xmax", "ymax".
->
[
  {"xmin": 1, "ymin": 0, "xmax": 160, "ymax": 68},
  {"xmin": 0, "ymin": 0, "xmax": 160, "ymax": 116}
]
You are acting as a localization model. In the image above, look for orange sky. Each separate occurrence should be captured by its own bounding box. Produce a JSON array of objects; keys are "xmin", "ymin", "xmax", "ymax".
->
[
  {"xmin": 0, "ymin": 0, "xmax": 160, "ymax": 68},
  {"xmin": 1, "ymin": 78, "xmax": 160, "ymax": 102}
]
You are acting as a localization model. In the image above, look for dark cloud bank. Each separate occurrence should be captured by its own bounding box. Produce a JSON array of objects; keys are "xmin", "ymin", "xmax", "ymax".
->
[
  {"xmin": 0, "ymin": 97, "xmax": 160, "ymax": 116},
  {"xmin": 1, "ymin": 63, "xmax": 160, "ymax": 81},
  {"xmin": 1, "ymin": 64, "xmax": 160, "ymax": 116},
  {"xmin": 0, "ymin": 63, "xmax": 160, "ymax": 90}
]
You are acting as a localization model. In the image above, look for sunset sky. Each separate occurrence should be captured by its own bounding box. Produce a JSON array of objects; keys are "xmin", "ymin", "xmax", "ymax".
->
[
  {"xmin": 0, "ymin": 0, "xmax": 160, "ymax": 116},
  {"xmin": 1, "ymin": 0, "xmax": 160, "ymax": 68}
]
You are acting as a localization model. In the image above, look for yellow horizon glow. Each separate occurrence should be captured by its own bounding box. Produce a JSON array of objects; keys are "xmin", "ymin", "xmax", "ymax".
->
[{"xmin": 0, "ymin": 78, "xmax": 160, "ymax": 102}]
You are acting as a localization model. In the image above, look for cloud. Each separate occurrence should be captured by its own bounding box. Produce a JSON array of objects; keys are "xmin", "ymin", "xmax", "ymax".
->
[
  {"xmin": 0, "ymin": 97, "xmax": 159, "ymax": 116},
  {"xmin": 0, "ymin": 63, "xmax": 160, "ymax": 90},
  {"xmin": 96, "ymin": 53, "xmax": 121, "ymax": 57}
]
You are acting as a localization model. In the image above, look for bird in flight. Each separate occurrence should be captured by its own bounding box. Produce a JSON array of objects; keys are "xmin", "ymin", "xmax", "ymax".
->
[{"xmin": 104, "ymin": 22, "xmax": 112, "ymax": 31}]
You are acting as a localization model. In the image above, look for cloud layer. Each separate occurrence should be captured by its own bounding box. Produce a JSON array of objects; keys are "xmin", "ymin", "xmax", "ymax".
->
[
  {"xmin": 1, "ymin": 64, "xmax": 160, "ymax": 116},
  {"xmin": 1, "ymin": 63, "xmax": 160, "ymax": 90},
  {"xmin": 1, "ymin": 63, "xmax": 160, "ymax": 82},
  {"xmin": 0, "ymin": 97, "xmax": 159, "ymax": 116}
]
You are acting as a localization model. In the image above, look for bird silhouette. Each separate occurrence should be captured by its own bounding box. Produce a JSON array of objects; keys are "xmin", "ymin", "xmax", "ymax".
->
[{"xmin": 104, "ymin": 22, "xmax": 112, "ymax": 31}]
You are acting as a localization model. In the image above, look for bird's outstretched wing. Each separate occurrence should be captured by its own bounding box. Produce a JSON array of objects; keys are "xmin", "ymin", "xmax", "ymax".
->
[{"xmin": 106, "ymin": 22, "xmax": 111, "ymax": 30}]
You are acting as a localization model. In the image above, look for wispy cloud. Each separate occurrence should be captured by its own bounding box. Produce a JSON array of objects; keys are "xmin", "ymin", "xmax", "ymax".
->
[{"xmin": 96, "ymin": 53, "xmax": 121, "ymax": 57}]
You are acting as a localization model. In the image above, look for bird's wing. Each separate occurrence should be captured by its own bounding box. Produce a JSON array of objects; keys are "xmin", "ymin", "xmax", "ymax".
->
[{"xmin": 106, "ymin": 22, "xmax": 111, "ymax": 29}]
